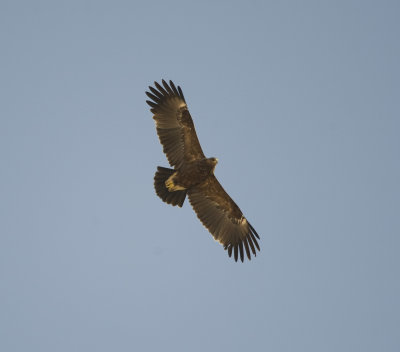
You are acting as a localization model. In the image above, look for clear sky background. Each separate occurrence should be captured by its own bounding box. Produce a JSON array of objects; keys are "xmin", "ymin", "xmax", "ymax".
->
[{"xmin": 1, "ymin": 1, "xmax": 399, "ymax": 351}]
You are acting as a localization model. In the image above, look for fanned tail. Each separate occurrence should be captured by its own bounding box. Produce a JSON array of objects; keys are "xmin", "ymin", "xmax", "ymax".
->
[{"xmin": 154, "ymin": 167, "xmax": 187, "ymax": 207}]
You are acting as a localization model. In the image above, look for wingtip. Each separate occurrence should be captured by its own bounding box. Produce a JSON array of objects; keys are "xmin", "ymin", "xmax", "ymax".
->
[
  {"xmin": 248, "ymin": 222, "xmax": 260, "ymax": 239},
  {"xmin": 146, "ymin": 100, "xmax": 157, "ymax": 108}
]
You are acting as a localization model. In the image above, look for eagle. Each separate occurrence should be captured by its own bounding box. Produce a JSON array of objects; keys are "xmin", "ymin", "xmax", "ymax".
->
[{"xmin": 146, "ymin": 80, "xmax": 260, "ymax": 262}]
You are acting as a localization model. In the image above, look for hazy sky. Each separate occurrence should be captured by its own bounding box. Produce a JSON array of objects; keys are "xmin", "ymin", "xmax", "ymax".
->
[{"xmin": 1, "ymin": 1, "xmax": 399, "ymax": 351}]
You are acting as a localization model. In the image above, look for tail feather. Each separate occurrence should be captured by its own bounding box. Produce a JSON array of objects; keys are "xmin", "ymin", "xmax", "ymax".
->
[{"xmin": 154, "ymin": 167, "xmax": 187, "ymax": 207}]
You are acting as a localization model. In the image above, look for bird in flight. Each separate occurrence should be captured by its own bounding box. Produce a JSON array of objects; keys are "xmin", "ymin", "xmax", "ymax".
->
[{"xmin": 146, "ymin": 80, "xmax": 260, "ymax": 262}]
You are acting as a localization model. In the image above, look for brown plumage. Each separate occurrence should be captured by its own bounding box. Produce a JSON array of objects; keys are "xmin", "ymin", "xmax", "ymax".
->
[{"xmin": 146, "ymin": 79, "xmax": 260, "ymax": 262}]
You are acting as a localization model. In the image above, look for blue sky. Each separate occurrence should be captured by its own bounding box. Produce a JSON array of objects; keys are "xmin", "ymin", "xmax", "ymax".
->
[{"xmin": 1, "ymin": 1, "xmax": 399, "ymax": 351}]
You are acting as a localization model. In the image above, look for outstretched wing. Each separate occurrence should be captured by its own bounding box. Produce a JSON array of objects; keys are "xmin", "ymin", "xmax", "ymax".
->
[
  {"xmin": 146, "ymin": 80, "xmax": 205, "ymax": 168},
  {"xmin": 188, "ymin": 175, "xmax": 260, "ymax": 262}
]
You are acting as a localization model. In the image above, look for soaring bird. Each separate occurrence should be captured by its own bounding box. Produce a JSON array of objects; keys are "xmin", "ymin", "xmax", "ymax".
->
[{"xmin": 146, "ymin": 80, "xmax": 260, "ymax": 262}]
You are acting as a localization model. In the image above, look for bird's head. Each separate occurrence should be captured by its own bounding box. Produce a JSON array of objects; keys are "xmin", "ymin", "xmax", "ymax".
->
[{"xmin": 207, "ymin": 157, "xmax": 218, "ymax": 171}]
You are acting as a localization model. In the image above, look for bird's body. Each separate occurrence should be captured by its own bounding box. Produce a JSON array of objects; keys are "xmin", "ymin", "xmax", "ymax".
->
[
  {"xmin": 166, "ymin": 158, "xmax": 217, "ymax": 191},
  {"xmin": 146, "ymin": 80, "xmax": 260, "ymax": 262}
]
